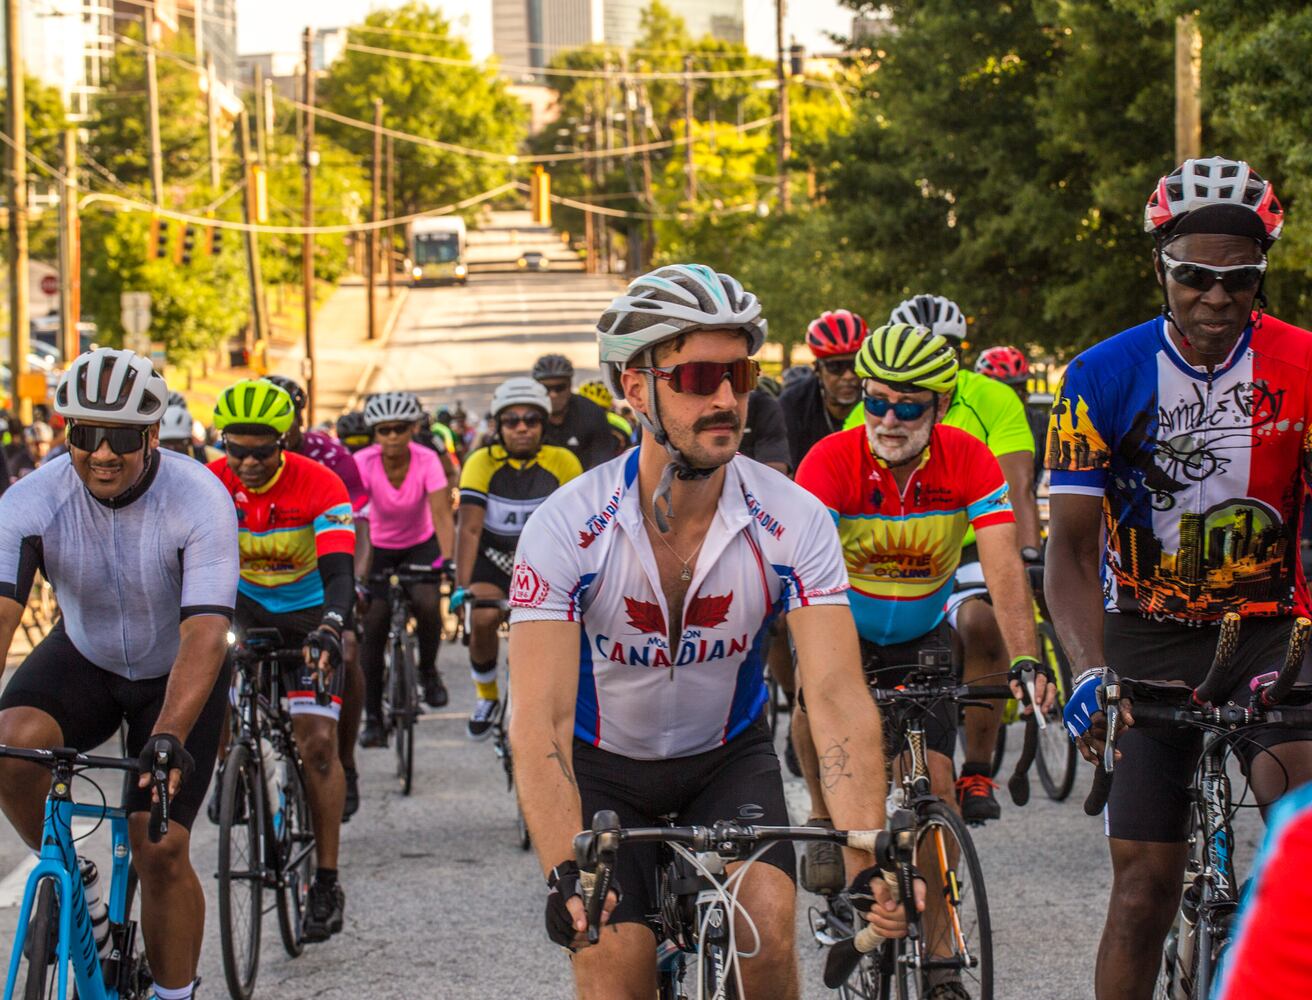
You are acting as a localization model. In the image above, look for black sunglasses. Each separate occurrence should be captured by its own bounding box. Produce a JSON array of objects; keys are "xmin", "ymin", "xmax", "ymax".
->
[
  {"xmin": 500, "ymin": 413, "xmax": 544, "ymax": 429},
  {"xmin": 637, "ymin": 359, "xmax": 760, "ymax": 396},
  {"xmin": 818, "ymin": 358, "xmax": 857, "ymax": 376},
  {"xmin": 538, "ymin": 380, "xmax": 572, "ymax": 395},
  {"xmin": 68, "ymin": 423, "xmax": 148, "ymax": 455},
  {"xmin": 224, "ymin": 439, "xmax": 281, "ymax": 461},
  {"xmin": 375, "ymin": 422, "xmax": 413, "ymax": 437},
  {"xmin": 1161, "ymin": 253, "xmax": 1267, "ymax": 294}
]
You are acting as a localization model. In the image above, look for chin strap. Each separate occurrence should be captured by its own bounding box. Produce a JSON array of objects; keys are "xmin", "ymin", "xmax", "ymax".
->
[{"xmin": 632, "ymin": 365, "xmax": 716, "ymax": 533}]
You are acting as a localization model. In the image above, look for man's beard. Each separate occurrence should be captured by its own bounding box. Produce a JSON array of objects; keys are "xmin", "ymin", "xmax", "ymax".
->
[
  {"xmin": 668, "ymin": 411, "xmax": 742, "ymax": 468},
  {"xmin": 867, "ymin": 420, "xmax": 932, "ymax": 466}
]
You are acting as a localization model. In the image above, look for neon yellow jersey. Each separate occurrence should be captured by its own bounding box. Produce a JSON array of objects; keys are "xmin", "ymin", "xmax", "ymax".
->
[{"xmin": 843, "ymin": 368, "xmax": 1033, "ymax": 547}]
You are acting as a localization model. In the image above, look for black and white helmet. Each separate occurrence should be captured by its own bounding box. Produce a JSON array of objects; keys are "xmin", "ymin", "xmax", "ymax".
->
[
  {"xmin": 159, "ymin": 404, "xmax": 194, "ymax": 442},
  {"xmin": 54, "ymin": 348, "xmax": 168, "ymax": 425},
  {"xmin": 889, "ymin": 295, "xmax": 968, "ymax": 342},
  {"xmin": 363, "ymin": 391, "xmax": 423, "ymax": 428}
]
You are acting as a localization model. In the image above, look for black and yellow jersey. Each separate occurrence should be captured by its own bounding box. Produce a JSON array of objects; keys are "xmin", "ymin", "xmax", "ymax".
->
[{"xmin": 458, "ymin": 443, "xmax": 583, "ymax": 555}]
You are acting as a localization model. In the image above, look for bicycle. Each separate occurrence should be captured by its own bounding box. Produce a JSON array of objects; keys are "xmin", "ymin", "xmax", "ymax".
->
[
  {"xmin": 1081, "ymin": 612, "xmax": 1312, "ymax": 1000},
  {"xmin": 576, "ymin": 809, "xmax": 918, "ymax": 1000},
  {"xmin": 811, "ymin": 647, "xmax": 1042, "ymax": 999},
  {"xmin": 371, "ymin": 563, "xmax": 444, "ymax": 796},
  {"xmin": 0, "ymin": 741, "xmax": 174, "ymax": 1000},
  {"xmin": 215, "ymin": 628, "xmax": 318, "ymax": 1000}
]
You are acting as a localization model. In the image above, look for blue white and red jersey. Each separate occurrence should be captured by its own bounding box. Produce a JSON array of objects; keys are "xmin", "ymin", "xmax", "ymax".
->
[
  {"xmin": 509, "ymin": 450, "xmax": 849, "ymax": 760},
  {"xmin": 1047, "ymin": 313, "xmax": 1312, "ymax": 623}
]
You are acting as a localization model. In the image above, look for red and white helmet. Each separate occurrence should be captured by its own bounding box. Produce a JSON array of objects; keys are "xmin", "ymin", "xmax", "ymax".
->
[
  {"xmin": 975, "ymin": 346, "xmax": 1029, "ymax": 386},
  {"xmin": 806, "ymin": 310, "xmax": 868, "ymax": 359},
  {"xmin": 1144, "ymin": 157, "xmax": 1283, "ymax": 248}
]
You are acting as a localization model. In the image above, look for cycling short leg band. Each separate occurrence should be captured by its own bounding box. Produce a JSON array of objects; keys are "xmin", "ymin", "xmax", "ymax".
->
[
  {"xmin": 153, "ymin": 981, "xmax": 197, "ymax": 1000},
  {"xmin": 471, "ymin": 658, "xmax": 498, "ymax": 700}
]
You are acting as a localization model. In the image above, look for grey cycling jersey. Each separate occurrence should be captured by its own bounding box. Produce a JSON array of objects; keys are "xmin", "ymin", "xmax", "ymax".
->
[{"xmin": 0, "ymin": 449, "xmax": 239, "ymax": 680}]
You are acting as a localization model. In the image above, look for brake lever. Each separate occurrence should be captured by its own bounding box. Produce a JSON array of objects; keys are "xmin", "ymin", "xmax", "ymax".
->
[{"xmin": 1102, "ymin": 676, "xmax": 1121, "ymax": 774}]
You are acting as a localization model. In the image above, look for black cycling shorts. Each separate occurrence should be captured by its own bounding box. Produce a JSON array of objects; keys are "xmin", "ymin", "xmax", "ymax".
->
[
  {"xmin": 365, "ymin": 534, "xmax": 441, "ymax": 600},
  {"xmin": 234, "ymin": 593, "xmax": 345, "ymax": 721},
  {"xmin": 469, "ymin": 546, "xmax": 511, "ymax": 593},
  {"xmin": 862, "ymin": 623, "xmax": 960, "ymax": 760},
  {"xmin": 1103, "ymin": 613, "xmax": 1312, "ymax": 842},
  {"xmin": 0, "ymin": 621, "xmax": 230, "ymax": 831},
  {"xmin": 573, "ymin": 716, "xmax": 795, "ymax": 929}
]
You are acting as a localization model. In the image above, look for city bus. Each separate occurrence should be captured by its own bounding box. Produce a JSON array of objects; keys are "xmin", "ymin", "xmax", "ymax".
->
[{"xmin": 407, "ymin": 216, "xmax": 468, "ymax": 285}]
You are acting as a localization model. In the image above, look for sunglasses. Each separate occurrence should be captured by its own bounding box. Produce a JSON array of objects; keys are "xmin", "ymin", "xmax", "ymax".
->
[
  {"xmin": 539, "ymin": 380, "xmax": 571, "ymax": 395},
  {"xmin": 375, "ymin": 423, "xmax": 413, "ymax": 437},
  {"xmin": 863, "ymin": 395, "xmax": 934, "ymax": 421},
  {"xmin": 818, "ymin": 358, "xmax": 857, "ymax": 376},
  {"xmin": 68, "ymin": 423, "xmax": 148, "ymax": 455},
  {"xmin": 638, "ymin": 359, "xmax": 760, "ymax": 396},
  {"xmin": 500, "ymin": 413, "xmax": 544, "ymax": 429},
  {"xmin": 224, "ymin": 439, "xmax": 281, "ymax": 461},
  {"xmin": 1161, "ymin": 253, "xmax": 1267, "ymax": 294}
]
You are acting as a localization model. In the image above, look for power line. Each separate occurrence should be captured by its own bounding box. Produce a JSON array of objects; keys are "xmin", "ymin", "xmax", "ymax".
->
[{"xmin": 514, "ymin": 181, "xmax": 760, "ymax": 222}]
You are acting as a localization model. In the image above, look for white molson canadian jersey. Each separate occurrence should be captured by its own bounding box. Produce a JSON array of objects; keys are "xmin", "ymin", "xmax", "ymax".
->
[{"xmin": 509, "ymin": 450, "xmax": 849, "ymax": 760}]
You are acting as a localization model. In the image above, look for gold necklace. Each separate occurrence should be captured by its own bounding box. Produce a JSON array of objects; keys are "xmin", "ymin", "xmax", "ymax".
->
[{"xmin": 642, "ymin": 509, "xmax": 706, "ymax": 582}]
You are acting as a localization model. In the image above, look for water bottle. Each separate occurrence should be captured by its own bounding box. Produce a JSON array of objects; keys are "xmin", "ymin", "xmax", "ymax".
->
[
  {"xmin": 78, "ymin": 857, "xmax": 112, "ymax": 961},
  {"xmin": 1172, "ymin": 877, "xmax": 1203, "ymax": 1000},
  {"xmin": 259, "ymin": 737, "xmax": 285, "ymax": 827}
]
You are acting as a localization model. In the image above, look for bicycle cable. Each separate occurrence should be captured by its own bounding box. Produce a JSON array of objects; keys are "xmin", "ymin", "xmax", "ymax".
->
[{"xmin": 69, "ymin": 769, "xmax": 110, "ymax": 845}]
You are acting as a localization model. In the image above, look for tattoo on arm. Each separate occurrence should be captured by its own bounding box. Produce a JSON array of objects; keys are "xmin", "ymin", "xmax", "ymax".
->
[
  {"xmin": 547, "ymin": 739, "xmax": 577, "ymax": 789},
  {"xmin": 820, "ymin": 737, "xmax": 853, "ymax": 792}
]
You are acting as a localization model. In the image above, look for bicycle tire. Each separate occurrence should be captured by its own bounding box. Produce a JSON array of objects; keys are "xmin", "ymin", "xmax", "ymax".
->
[
  {"xmin": 217, "ymin": 743, "xmax": 263, "ymax": 1000},
  {"xmin": 1035, "ymin": 621, "xmax": 1077, "ymax": 801},
  {"xmin": 276, "ymin": 757, "xmax": 315, "ymax": 958},
  {"xmin": 20, "ymin": 876, "xmax": 57, "ymax": 1000},
  {"xmin": 988, "ymin": 724, "xmax": 1007, "ymax": 778},
  {"xmin": 913, "ymin": 801, "xmax": 993, "ymax": 999},
  {"xmin": 393, "ymin": 635, "xmax": 417, "ymax": 796}
]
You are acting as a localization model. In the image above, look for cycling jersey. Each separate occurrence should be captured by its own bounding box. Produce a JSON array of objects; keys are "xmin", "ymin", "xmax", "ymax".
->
[
  {"xmin": 740, "ymin": 389, "xmax": 790, "ymax": 469},
  {"xmin": 292, "ymin": 429, "xmax": 368, "ymax": 513},
  {"xmin": 778, "ymin": 375, "xmax": 844, "ymax": 470},
  {"xmin": 510, "ymin": 450, "xmax": 849, "ymax": 759},
  {"xmin": 458, "ymin": 443, "xmax": 582, "ymax": 565},
  {"xmin": 796, "ymin": 425, "xmax": 1014, "ymax": 645},
  {"xmin": 208, "ymin": 452, "xmax": 355, "ymax": 616},
  {"xmin": 1048, "ymin": 313, "xmax": 1312, "ymax": 622},
  {"xmin": 354, "ymin": 442, "xmax": 448, "ymax": 550},
  {"xmin": 1215, "ymin": 781, "xmax": 1312, "ymax": 1000},
  {"xmin": 0, "ymin": 450, "xmax": 239, "ymax": 680},
  {"xmin": 543, "ymin": 394, "xmax": 616, "ymax": 470}
]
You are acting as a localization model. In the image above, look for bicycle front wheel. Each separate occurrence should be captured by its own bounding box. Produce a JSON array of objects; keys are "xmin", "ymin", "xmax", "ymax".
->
[
  {"xmin": 276, "ymin": 758, "xmax": 316, "ymax": 958},
  {"xmin": 217, "ymin": 743, "xmax": 263, "ymax": 1000},
  {"xmin": 20, "ymin": 876, "xmax": 57, "ymax": 1000},
  {"xmin": 392, "ymin": 635, "xmax": 417, "ymax": 795},
  {"xmin": 913, "ymin": 801, "xmax": 993, "ymax": 999},
  {"xmin": 1035, "ymin": 621, "xmax": 1077, "ymax": 801}
]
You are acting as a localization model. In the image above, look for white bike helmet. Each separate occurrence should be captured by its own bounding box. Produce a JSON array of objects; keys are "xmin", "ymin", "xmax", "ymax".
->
[
  {"xmin": 491, "ymin": 377, "xmax": 550, "ymax": 419},
  {"xmin": 1145, "ymin": 156, "xmax": 1283, "ymax": 249},
  {"xmin": 159, "ymin": 404, "xmax": 194, "ymax": 442},
  {"xmin": 54, "ymin": 348, "xmax": 169, "ymax": 425},
  {"xmin": 596, "ymin": 264, "xmax": 767, "ymax": 530},
  {"xmin": 889, "ymin": 295, "xmax": 967, "ymax": 342},
  {"xmin": 363, "ymin": 391, "xmax": 423, "ymax": 428}
]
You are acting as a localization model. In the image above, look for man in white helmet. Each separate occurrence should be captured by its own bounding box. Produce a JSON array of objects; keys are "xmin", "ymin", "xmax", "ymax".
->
[
  {"xmin": 509, "ymin": 265, "xmax": 912, "ymax": 997},
  {"xmin": 450, "ymin": 377, "xmax": 582, "ymax": 740},
  {"xmin": 0, "ymin": 348, "xmax": 238, "ymax": 1000}
]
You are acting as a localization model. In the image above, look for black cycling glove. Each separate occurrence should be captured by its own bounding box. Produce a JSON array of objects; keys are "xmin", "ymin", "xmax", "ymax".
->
[
  {"xmin": 306, "ymin": 625, "xmax": 344, "ymax": 670},
  {"xmin": 138, "ymin": 733, "xmax": 195, "ymax": 781},
  {"xmin": 545, "ymin": 860, "xmax": 623, "ymax": 950},
  {"xmin": 1008, "ymin": 655, "xmax": 1054, "ymax": 687}
]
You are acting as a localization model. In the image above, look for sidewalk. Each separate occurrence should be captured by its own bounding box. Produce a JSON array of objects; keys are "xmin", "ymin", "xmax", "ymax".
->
[{"xmin": 171, "ymin": 278, "xmax": 408, "ymax": 428}]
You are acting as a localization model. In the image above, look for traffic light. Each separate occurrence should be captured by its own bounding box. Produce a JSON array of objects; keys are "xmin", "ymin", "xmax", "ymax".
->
[
  {"xmin": 530, "ymin": 166, "xmax": 551, "ymax": 226},
  {"xmin": 176, "ymin": 224, "xmax": 197, "ymax": 266},
  {"xmin": 206, "ymin": 223, "xmax": 223, "ymax": 257},
  {"xmin": 148, "ymin": 216, "xmax": 171, "ymax": 260}
]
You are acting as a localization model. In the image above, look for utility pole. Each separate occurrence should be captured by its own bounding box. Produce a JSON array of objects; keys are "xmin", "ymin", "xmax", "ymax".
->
[
  {"xmin": 301, "ymin": 27, "xmax": 316, "ymax": 418},
  {"xmin": 252, "ymin": 66, "xmax": 267, "ymax": 164},
  {"xmin": 206, "ymin": 54, "xmax": 221, "ymax": 192},
  {"xmin": 385, "ymin": 134, "xmax": 395, "ymax": 297},
  {"xmin": 144, "ymin": 6, "xmax": 164, "ymax": 206},
  {"xmin": 238, "ymin": 111, "xmax": 269, "ymax": 351},
  {"xmin": 367, "ymin": 98, "xmax": 382, "ymax": 340},
  {"xmin": 4, "ymin": 0, "xmax": 30, "ymax": 417},
  {"xmin": 775, "ymin": 0, "xmax": 791, "ymax": 212},
  {"xmin": 683, "ymin": 55, "xmax": 696, "ymax": 204},
  {"xmin": 58, "ymin": 129, "xmax": 79, "ymax": 365},
  {"xmin": 1175, "ymin": 14, "xmax": 1202, "ymax": 163}
]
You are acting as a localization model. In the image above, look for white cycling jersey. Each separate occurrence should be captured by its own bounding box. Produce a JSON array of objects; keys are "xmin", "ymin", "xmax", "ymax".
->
[{"xmin": 510, "ymin": 449, "xmax": 849, "ymax": 759}]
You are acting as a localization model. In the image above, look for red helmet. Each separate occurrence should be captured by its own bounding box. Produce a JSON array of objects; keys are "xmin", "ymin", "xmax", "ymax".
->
[
  {"xmin": 975, "ymin": 346, "xmax": 1029, "ymax": 385},
  {"xmin": 806, "ymin": 310, "xmax": 868, "ymax": 359}
]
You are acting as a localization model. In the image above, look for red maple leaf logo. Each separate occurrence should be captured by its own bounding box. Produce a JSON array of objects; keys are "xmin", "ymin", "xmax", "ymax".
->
[
  {"xmin": 685, "ymin": 592, "xmax": 733, "ymax": 629},
  {"xmin": 624, "ymin": 597, "xmax": 666, "ymax": 634},
  {"xmin": 578, "ymin": 529, "xmax": 598, "ymax": 548}
]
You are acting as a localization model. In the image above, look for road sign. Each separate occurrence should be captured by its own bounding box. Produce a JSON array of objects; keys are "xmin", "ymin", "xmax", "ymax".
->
[
  {"xmin": 120, "ymin": 291, "xmax": 151, "ymax": 338},
  {"xmin": 40, "ymin": 275, "xmax": 58, "ymax": 296}
]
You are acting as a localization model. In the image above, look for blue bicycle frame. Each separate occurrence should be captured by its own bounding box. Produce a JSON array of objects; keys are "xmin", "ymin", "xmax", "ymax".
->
[{"xmin": 3, "ymin": 779, "xmax": 136, "ymax": 999}]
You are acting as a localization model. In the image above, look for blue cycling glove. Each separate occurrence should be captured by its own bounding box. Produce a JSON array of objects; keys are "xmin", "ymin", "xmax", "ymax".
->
[
  {"xmin": 1063, "ymin": 668, "xmax": 1106, "ymax": 741},
  {"xmin": 449, "ymin": 587, "xmax": 469, "ymax": 614}
]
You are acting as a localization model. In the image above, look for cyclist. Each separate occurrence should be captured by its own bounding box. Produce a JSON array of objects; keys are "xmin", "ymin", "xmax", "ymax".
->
[
  {"xmin": 159, "ymin": 404, "xmax": 203, "ymax": 459},
  {"xmin": 335, "ymin": 410, "xmax": 371, "ymax": 454},
  {"xmin": 1048, "ymin": 156, "xmax": 1312, "ymax": 1000},
  {"xmin": 450, "ymin": 377, "xmax": 581, "ymax": 740},
  {"xmin": 0, "ymin": 348, "xmax": 238, "ymax": 1000},
  {"xmin": 794, "ymin": 324, "xmax": 1048, "ymax": 911},
  {"xmin": 975, "ymin": 347, "xmax": 1049, "ymax": 491},
  {"xmin": 355, "ymin": 390, "xmax": 457, "ymax": 747},
  {"xmin": 778, "ymin": 309, "xmax": 868, "ymax": 471},
  {"xmin": 842, "ymin": 295, "xmax": 1044, "ymax": 822},
  {"xmin": 264, "ymin": 374, "xmax": 369, "ymax": 822},
  {"xmin": 531, "ymin": 353, "xmax": 616, "ymax": 469},
  {"xmin": 509, "ymin": 265, "xmax": 904, "ymax": 997},
  {"xmin": 208, "ymin": 378, "xmax": 355, "ymax": 942},
  {"xmin": 578, "ymin": 378, "xmax": 635, "ymax": 454}
]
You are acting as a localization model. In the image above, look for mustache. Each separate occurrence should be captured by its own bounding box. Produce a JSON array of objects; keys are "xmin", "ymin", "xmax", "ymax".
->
[{"xmin": 693, "ymin": 413, "xmax": 741, "ymax": 433}]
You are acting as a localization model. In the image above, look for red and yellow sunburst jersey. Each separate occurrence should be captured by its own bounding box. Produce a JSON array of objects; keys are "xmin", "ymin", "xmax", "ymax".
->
[{"xmin": 796, "ymin": 424, "xmax": 1014, "ymax": 645}]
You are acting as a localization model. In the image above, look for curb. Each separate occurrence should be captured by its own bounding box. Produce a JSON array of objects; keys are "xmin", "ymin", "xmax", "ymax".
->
[{"xmin": 345, "ymin": 286, "xmax": 410, "ymax": 413}]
